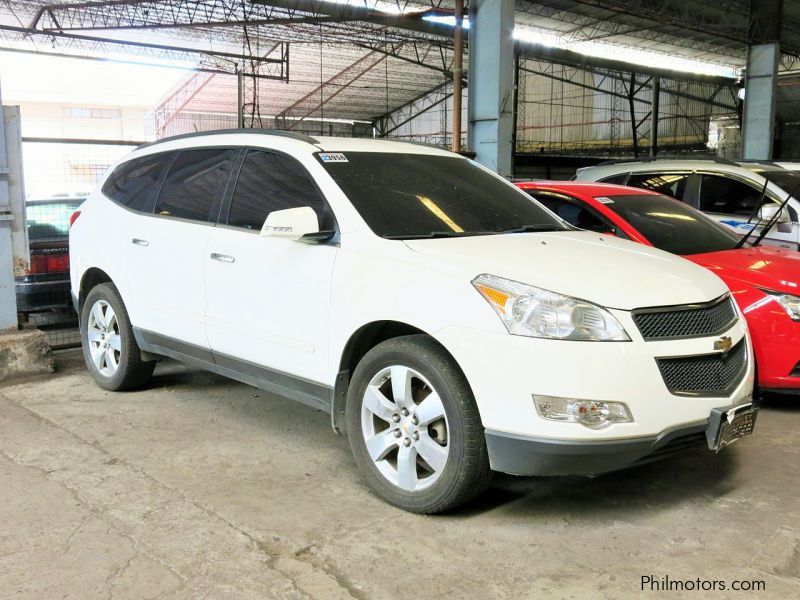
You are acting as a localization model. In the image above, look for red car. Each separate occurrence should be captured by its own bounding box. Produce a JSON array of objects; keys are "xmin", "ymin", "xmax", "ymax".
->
[{"xmin": 516, "ymin": 181, "xmax": 800, "ymax": 395}]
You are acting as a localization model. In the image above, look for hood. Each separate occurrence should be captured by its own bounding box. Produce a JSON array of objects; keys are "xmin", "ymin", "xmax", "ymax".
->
[
  {"xmin": 688, "ymin": 246, "xmax": 800, "ymax": 296},
  {"xmin": 404, "ymin": 231, "xmax": 727, "ymax": 311}
]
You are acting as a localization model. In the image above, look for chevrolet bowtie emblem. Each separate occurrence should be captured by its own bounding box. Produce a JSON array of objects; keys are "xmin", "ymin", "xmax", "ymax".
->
[{"xmin": 714, "ymin": 336, "xmax": 733, "ymax": 353}]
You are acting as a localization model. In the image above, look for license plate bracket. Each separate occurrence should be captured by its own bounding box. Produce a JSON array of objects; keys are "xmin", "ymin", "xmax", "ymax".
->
[{"xmin": 707, "ymin": 403, "xmax": 758, "ymax": 452}]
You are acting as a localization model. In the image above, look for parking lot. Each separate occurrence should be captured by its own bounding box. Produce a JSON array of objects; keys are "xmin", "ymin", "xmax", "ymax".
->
[{"xmin": 1, "ymin": 350, "xmax": 798, "ymax": 599}]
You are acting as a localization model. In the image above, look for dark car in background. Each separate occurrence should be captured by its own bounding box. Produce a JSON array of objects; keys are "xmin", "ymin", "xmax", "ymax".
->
[{"xmin": 15, "ymin": 196, "xmax": 84, "ymax": 318}]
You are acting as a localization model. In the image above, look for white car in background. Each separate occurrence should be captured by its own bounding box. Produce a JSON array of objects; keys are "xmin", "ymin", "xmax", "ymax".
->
[
  {"xmin": 70, "ymin": 131, "xmax": 756, "ymax": 513},
  {"xmin": 576, "ymin": 159, "xmax": 800, "ymax": 250}
]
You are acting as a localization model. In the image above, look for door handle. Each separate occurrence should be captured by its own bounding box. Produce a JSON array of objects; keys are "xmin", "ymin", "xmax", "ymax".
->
[
  {"xmin": 131, "ymin": 238, "xmax": 149, "ymax": 247},
  {"xmin": 210, "ymin": 252, "xmax": 235, "ymax": 263}
]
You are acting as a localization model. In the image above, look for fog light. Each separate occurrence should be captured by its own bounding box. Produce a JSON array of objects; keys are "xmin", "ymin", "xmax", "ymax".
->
[{"xmin": 533, "ymin": 395, "xmax": 633, "ymax": 430}]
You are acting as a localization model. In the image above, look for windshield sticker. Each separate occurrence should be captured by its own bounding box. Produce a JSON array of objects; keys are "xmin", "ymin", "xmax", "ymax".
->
[
  {"xmin": 720, "ymin": 220, "xmax": 757, "ymax": 231},
  {"xmin": 595, "ymin": 196, "xmax": 615, "ymax": 204},
  {"xmin": 319, "ymin": 153, "xmax": 348, "ymax": 163}
]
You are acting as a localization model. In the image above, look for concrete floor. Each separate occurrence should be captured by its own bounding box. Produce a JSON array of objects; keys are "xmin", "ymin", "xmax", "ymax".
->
[{"xmin": 1, "ymin": 350, "xmax": 798, "ymax": 599}]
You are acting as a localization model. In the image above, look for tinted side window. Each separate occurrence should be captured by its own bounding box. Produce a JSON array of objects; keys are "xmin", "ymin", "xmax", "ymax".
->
[
  {"xmin": 598, "ymin": 173, "xmax": 629, "ymax": 185},
  {"xmin": 699, "ymin": 174, "xmax": 763, "ymax": 216},
  {"xmin": 227, "ymin": 150, "xmax": 334, "ymax": 231},
  {"xmin": 101, "ymin": 152, "xmax": 174, "ymax": 212},
  {"xmin": 627, "ymin": 172, "xmax": 689, "ymax": 200},
  {"xmin": 532, "ymin": 193, "xmax": 613, "ymax": 233},
  {"xmin": 155, "ymin": 148, "xmax": 237, "ymax": 222}
]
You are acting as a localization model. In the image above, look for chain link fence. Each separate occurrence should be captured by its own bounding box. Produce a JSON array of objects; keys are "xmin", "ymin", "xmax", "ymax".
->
[{"xmin": 18, "ymin": 141, "xmax": 135, "ymax": 349}]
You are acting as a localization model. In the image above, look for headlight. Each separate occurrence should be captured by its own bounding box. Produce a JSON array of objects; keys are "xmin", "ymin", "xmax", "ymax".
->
[
  {"xmin": 472, "ymin": 274, "xmax": 630, "ymax": 341},
  {"xmin": 765, "ymin": 291, "xmax": 800, "ymax": 321},
  {"xmin": 534, "ymin": 395, "xmax": 633, "ymax": 429}
]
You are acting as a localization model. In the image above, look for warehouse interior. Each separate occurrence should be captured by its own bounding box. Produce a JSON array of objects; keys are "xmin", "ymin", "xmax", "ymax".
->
[{"xmin": 1, "ymin": 1, "xmax": 799, "ymax": 598}]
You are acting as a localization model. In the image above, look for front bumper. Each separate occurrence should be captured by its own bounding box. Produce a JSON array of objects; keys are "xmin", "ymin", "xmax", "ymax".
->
[
  {"xmin": 434, "ymin": 313, "xmax": 754, "ymax": 443},
  {"xmin": 486, "ymin": 403, "xmax": 757, "ymax": 476},
  {"xmin": 485, "ymin": 423, "xmax": 709, "ymax": 476}
]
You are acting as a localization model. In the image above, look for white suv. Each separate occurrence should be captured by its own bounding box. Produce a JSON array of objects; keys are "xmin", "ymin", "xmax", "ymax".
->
[
  {"xmin": 70, "ymin": 131, "xmax": 756, "ymax": 512},
  {"xmin": 576, "ymin": 159, "xmax": 800, "ymax": 250}
]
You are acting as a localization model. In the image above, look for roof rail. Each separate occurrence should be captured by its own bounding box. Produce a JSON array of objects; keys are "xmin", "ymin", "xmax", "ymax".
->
[
  {"xmin": 735, "ymin": 159, "xmax": 787, "ymax": 168},
  {"xmin": 594, "ymin": 155, "xmax": 740, "ymax": 168},
  {"xmin": 136, "ymin": 128, "xmax": 320, "ymax": 150}
]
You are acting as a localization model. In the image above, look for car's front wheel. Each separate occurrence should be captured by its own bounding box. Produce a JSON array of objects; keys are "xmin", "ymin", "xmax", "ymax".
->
[
  {"xmin": 80, "ymin": 283, "xmax": 155, "ymax": 391},
  {"xmin": 346, "ymin": 335, "xmax": 492, "ymax": 513}
]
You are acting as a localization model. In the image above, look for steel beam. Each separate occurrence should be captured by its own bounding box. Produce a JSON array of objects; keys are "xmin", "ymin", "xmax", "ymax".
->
[
  {"xmin": 277, "ymin": 50, "xmax": 387, "ymax": 130},
  {"xmin": 467, "ymin": 0, "xmax": 515, "ymax": 176}
]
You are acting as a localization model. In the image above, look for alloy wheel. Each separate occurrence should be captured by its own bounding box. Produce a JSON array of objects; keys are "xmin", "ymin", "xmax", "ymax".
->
[
  {"xmin": 86, "ymin": 299, "xmax": 122, "ymax": 377},
  {"xmin": 360, "ymin": 365, "xmax": 450, "ymax": 492}
]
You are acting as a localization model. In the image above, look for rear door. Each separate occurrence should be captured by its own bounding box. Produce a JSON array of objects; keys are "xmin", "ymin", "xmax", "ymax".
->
[{"xmin": 127, "ymin": 147, "xmax": 238, "ymax": 354}]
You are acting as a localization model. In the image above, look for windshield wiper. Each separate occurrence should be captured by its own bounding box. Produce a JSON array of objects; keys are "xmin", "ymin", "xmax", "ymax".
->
[
  {"xmin": 384, "ymin": 231, "xmax": 488, "ymax": 240},
  {"xmin": 498, "ymin": 224, "xmax": 563, "ymax": 234},
  {"xmin": 734, "ymin": 179, "xmax": 769, "ymax": 249}
]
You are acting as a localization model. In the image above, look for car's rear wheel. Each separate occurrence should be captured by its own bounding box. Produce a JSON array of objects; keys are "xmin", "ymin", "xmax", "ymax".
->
[
  {"xmin": 80, "ymin": 283, "xmax": 155, "ymax": 391},
  {"xmin": 346, "ymin": 335, "xmax": 491, "ymax": 513}
]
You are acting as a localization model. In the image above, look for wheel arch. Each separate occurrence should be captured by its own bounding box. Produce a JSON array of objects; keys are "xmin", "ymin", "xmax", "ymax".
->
[
  {"xmin": 78, "ymin": 267, "xmax": 114, "ymax": 313},
  {"xmin": 332, "ymin": 320, "xmax": 460, "ymax": 435}
]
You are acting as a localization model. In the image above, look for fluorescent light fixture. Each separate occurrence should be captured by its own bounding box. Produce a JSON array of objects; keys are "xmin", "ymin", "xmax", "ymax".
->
[{"xmin": 424, "ymin": 16, "xmax": 740, "ymax": 78}]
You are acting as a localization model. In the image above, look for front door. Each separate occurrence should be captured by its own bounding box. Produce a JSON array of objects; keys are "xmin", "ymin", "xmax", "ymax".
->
[
  {"xmin": 204, "ymin": 149, "xmax": 338, "ymax": 387},
  {"xmin": 697, "ymin": 173, "xmax": 799, "ymax": 250}
]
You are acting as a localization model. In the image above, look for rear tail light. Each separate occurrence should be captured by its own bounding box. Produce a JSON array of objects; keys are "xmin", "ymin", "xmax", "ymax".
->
[
  {"xmin": 27, "ymin": 251, "xmax": 70, "ymax": 275},
  {"xmin": 69, "ymin": 210, "xmax": 81, "ymax": 228}
]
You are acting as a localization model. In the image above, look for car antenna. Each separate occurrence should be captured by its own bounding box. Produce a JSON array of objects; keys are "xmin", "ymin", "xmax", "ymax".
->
[
  {"xmin": 751, "ymin": 179, "xmax": 800, "ymax": 247},
  {"xmin": 734, "ymin": 178, "xmax": 769, "ymax": 249}
]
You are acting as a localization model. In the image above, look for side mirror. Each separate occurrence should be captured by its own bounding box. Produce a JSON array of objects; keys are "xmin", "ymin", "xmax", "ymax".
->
[
  {"xmin": 759, "ymin": 204, "xmax": 790, "ymax": 224},
  {"xmin": 759, "ymin": 204, "xmax": 793, "ymax": 233},
  {"xmin": 260, "ymin": 207, "xmax": 319, "ymax": 240}
]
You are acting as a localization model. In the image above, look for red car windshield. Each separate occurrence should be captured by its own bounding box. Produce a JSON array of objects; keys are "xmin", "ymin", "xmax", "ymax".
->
[{"xmin": 601, "ymin": 194, "xmax": 741, "ymax": 255}]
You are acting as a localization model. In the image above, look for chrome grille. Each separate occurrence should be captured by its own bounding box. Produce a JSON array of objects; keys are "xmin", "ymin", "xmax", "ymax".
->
[
  {"xmin": 656, "ymin": 340, "xmax": 747, "ymax": 396},
  {"xmin": 633, "ymin": 295, "xmax": 737, "ymax": 341}
]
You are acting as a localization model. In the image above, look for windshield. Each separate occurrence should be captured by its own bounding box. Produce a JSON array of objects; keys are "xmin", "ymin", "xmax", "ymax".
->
[
  {"xmin": 26, "ymin": 201, "xmax": 82, "ymax": 241},
  {"xmin": 603, "ymin": 194, "xmax": 740, "ymax": 255},
  {"xmin": 762, "ymin": 170, "xmax": 800, "ymax": 198},
  {"xmin": 316, "ymin": 152, "xmax": 565, "ymax": 239}
]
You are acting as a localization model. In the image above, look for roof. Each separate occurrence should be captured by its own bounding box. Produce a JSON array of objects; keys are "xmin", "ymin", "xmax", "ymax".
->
[
  {"xmin": 135, "ymin": 128, "xmax": 457, "ymax": 156},
  {"xmin": 517, "ymin": 180, "xmax": 659, "ymax": 197},
  {"xmin": 576, "ymin": 159, "xmax": 789, "ymax": 181}
]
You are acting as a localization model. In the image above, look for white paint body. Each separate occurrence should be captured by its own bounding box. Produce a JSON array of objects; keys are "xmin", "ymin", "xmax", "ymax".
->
[
  {"xmin": 576, "ymin": 160, "xmax": 800, "ymax": 251},
  {"xmin": 71, "ymin": 133, "xmax": 754, "ymax": 446}
]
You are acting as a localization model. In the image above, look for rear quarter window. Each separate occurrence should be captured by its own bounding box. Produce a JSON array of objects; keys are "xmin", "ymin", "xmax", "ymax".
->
[{"xmin": 101, "ymin": 151, "xmax": 176, "ymax": 212}]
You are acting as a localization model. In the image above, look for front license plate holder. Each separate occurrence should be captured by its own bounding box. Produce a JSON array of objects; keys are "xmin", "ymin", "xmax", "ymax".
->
[{"xmin": 707, "ymin": 403, "xmax": 758, "ymax": 452}]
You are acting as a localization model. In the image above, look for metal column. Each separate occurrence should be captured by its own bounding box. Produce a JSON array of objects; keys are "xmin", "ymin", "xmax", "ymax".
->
[
  {"xmin": 0, "ymin": 81, "xmax": 26, "ymax": 330},
  {"xmin": 237, "ymin": 69, "xmax": 244, "ymax": 128},
  {"xmin": 742, "ymin": 0, "xmax": 783, "ymax": 160},
  {"xmin": 650, "ymin": 77, "xmax": 660, "ymax": 158},
  {"xmin": 467, "ymin": 0, "xmax": 515, "ymax": 177},
  {"xmin": 452, "ymin": 0, "xmax": 464, "ymax": 153}
]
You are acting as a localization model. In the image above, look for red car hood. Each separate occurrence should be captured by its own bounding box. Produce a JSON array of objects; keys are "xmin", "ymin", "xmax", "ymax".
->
[{"xmin": 687, "ymin": 246, "xmax": 800, "ymax": 295}]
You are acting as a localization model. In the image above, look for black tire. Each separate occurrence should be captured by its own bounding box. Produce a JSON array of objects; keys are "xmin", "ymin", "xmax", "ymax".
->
[
  {"xmin": 80, "ymin": 282, "xmax": 155, "ymax": 391},
  {"xmin": 346, "ymin": 335, "xmax": 492, "ymax": 513}
]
